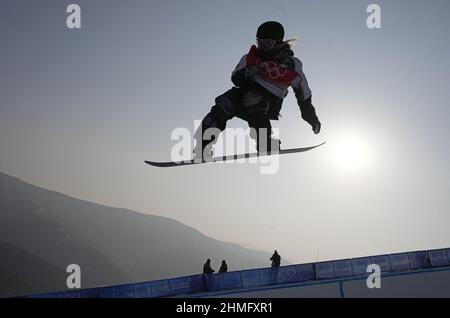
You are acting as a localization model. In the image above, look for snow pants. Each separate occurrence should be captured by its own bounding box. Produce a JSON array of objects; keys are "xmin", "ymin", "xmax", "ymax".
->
[{"xmin": 194, "ymin": 86, "xmax": 283, "ymax": 153}]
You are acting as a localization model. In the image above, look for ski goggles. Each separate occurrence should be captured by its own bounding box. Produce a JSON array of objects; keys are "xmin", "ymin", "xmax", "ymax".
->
[{"xmin": 256, "ymin": 38, "xmax": 277, "ymax": 51}]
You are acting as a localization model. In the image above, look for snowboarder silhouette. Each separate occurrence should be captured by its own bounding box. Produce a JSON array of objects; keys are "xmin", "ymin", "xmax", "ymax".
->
[{"xmin": 193, "ymin": 21, "xmax": 321, "ymax": 159}]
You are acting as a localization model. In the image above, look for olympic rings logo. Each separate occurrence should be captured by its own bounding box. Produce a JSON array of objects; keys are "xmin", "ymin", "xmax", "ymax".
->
[{"xmin": 256, "ymin": 59, "xmax": 288, "ymax": 79}]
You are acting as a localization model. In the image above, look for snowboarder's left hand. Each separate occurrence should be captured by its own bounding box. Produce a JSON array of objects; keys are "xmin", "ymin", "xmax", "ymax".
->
[{"xmin": 312, "ymin": 120, "xmax": 321, "ymax": 134}]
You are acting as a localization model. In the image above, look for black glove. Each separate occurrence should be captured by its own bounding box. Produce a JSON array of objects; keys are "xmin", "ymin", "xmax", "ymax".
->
[
  {"xmin": 244, "ymin": 65, "xmax": 259, "ymax": 78},
  {"xmin": 231, "ymin": 65, "xmax": 259, "ymax": 87},
  {"xmin": 297, "ymin": 96, "xmax": 321, "ymax": 134},
  {"xmin": 312, "ymin": 119, "xmax": 321, "ymax": 134}
]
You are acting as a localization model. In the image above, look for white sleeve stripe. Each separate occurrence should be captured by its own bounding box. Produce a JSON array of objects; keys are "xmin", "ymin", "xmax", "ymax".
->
[{"xmin": 292, "ymin": 57, "xmax": 312, "ymax": 100}]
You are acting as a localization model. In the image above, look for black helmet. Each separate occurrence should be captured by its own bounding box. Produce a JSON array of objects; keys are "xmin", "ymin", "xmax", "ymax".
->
[{"xmin": 256, "ymin": 21, "xmax": 284, "ymax": 40}]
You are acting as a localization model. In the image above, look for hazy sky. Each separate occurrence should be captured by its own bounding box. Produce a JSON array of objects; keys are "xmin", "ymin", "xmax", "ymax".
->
[{"xmin": 1, "ymin": 0, "xmax": 450, "ymax": 264}]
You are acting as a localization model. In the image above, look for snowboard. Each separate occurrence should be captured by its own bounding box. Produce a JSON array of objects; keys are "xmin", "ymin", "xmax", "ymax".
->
[{"xmin": 145, "ymin": 142, "xmax": 325, "ymax": 168}]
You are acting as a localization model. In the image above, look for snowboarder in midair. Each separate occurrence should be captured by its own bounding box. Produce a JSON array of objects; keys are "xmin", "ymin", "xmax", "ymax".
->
[{"xmin": 193, "ymin": 21, "xmax": 321, "ymax": 159}]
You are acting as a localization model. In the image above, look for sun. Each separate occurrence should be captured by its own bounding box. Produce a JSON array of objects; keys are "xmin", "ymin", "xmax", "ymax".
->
[{"xmin": 331, "ymin": 135, "xmax": 373, "ymax": 172}]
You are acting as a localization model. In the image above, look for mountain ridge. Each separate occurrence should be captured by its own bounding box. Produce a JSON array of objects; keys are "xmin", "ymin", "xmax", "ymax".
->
[{"xmin": 0, "ymin": 171, "xmax": 272, "ymax": 297}]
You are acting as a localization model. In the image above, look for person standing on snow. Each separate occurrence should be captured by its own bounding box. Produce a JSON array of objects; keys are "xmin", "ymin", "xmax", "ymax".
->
[
  {"xmin": 218, "ymin": 260, "xmax": 228, "ymax": 273},
  {"xmin": 203, "ymin": 258, "xmax": 215, "ymax": 275},
  {"xmin": 270, "ymin": 250, "xmax": 281, "ymax": 268},
  {"xmin": 193, "ymin": 21, "xmax": 321, "ymax": 159}
]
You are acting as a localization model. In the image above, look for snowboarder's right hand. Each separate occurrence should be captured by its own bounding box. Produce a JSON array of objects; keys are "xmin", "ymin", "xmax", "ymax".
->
[{"xmin": 244, "ymin": 65, "xmax": 259, "ymax": 78}]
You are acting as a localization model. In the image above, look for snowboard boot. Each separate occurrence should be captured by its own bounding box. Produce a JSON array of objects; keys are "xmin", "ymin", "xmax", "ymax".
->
[{"xmin": 193, "ymin": 141, "xmax": 214, "ymax": 162}]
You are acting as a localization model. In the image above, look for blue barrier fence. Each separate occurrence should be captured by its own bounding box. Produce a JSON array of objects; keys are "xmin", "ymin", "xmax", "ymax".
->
[{"xmin": 27, "ymin": 247, "xmax": 450, "ymax": 298}]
